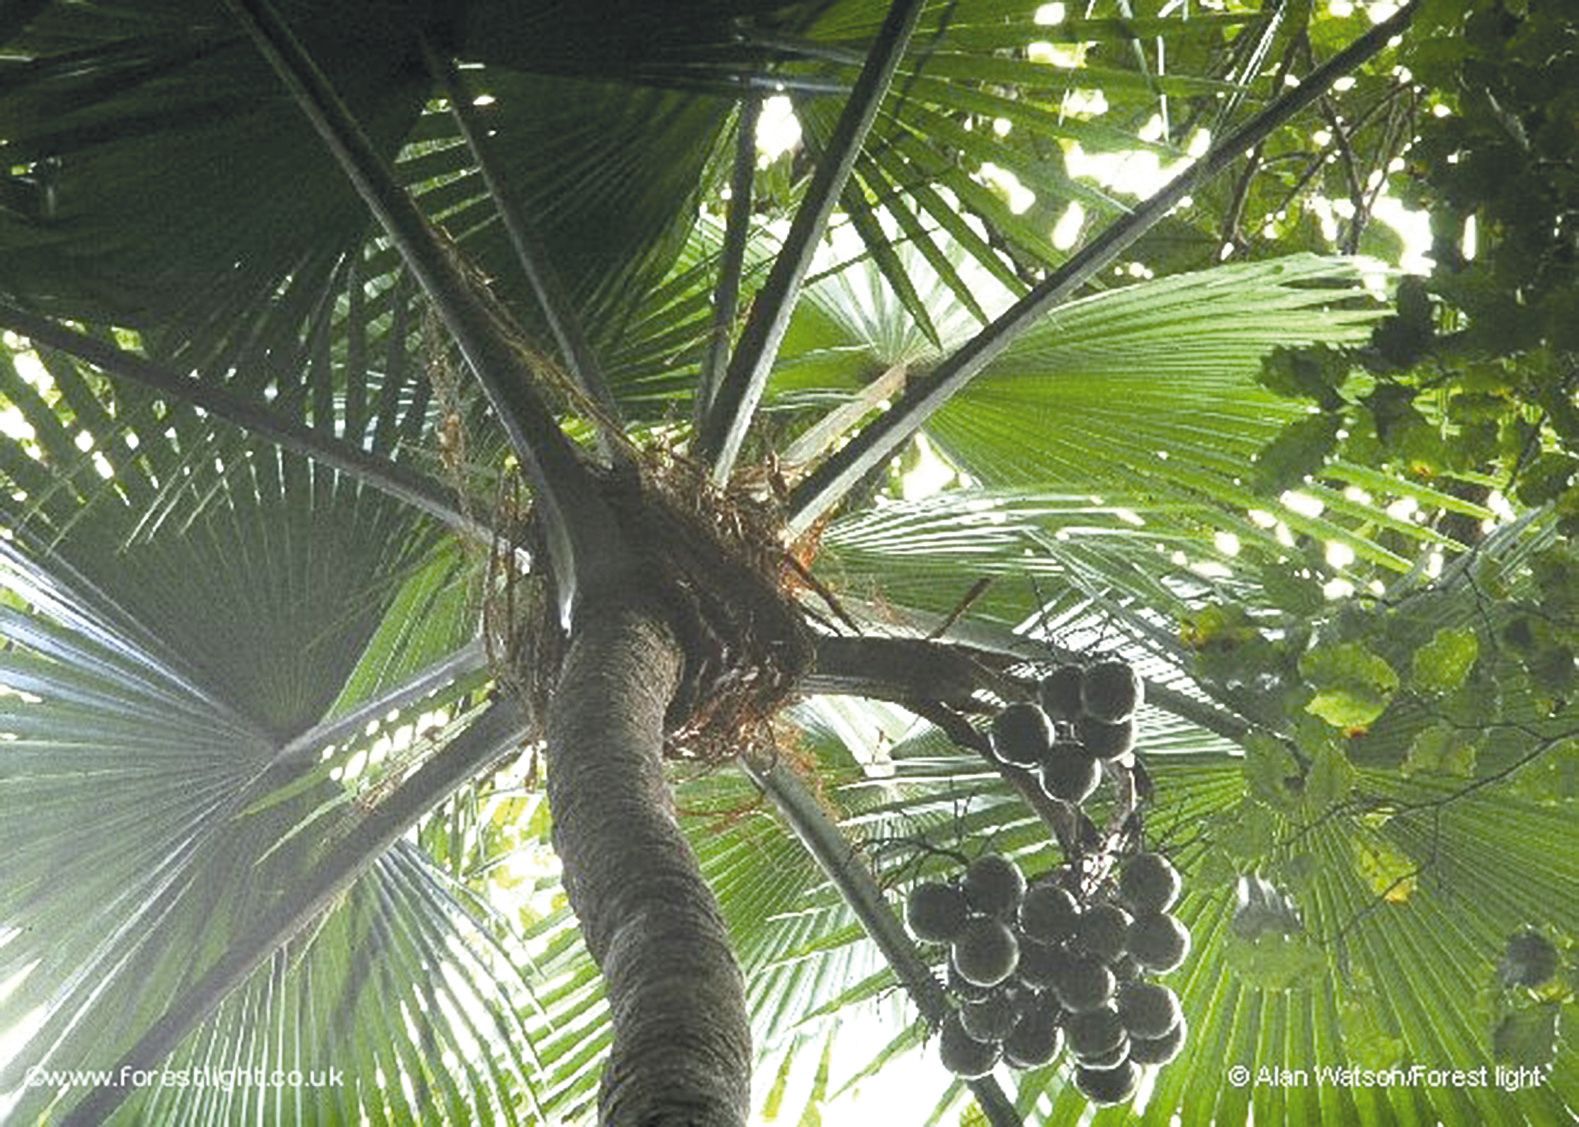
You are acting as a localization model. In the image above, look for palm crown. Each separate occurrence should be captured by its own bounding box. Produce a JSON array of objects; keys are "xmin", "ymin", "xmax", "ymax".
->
[{"xmin": 0, "ymin": 1, "xmax": 1575, "ymax": 1124}]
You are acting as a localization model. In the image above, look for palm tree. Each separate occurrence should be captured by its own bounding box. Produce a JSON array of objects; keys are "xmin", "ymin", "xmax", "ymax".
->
[{"xmin": 1, "ymin": 0, "xmax": 1574, "ymax": 1124}]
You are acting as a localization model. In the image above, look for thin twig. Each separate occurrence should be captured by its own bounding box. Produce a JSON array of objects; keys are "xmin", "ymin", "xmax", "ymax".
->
[
  {"xmin": 928, "ymin": 577, "xmax": 994, "ymax": 640},
  {"xmin": 785, "ymin": 553, "xmax": 863, "ymax": 634},
  {"xmin": 908, "ymin": 697, "xmax": 1081, "ymax": 859}
]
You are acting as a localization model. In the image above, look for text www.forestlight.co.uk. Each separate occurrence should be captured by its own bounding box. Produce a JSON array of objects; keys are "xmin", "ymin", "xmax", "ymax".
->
[{"xmin": 24, "ymin": 1065, "xmax": 346, "ymax": 1091}]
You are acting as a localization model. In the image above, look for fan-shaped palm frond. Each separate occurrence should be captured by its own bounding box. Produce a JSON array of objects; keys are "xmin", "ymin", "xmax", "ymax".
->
[{"xmin": 0, "ymin": 371, "xmax": 540, "ymax": 1122}]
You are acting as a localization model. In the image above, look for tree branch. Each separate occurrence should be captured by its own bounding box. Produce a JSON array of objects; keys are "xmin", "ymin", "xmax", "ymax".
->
[
  {"xmin": 694, "ymin": 0, "xmax": 926, "ymax": 482},
  {"xmin": 813, "ymin": 599, "xmax": 1257, "ymax": 748},
  {"xmin": 1218, "ymin": 30, "xmax": 1305, "ymax": 259},
  {"xmin": 61, "ymin": 697, "xmax": 532, "ymax": 1127},
  {"xmin": 740, "ymin": 755, "xmax": 1022, "ymax": 1127},
  {"xmin": 786, "ymin": 0, "xmax": 1422, "ymax": 534}
]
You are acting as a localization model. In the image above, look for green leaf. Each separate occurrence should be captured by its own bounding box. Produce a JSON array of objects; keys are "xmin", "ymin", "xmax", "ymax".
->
[
  {"xmin": 1258, "ymin": 343, "xmax": 1353, "ymax": 406},
  {"xmin": 1411, "ymin": 626, "xmax": 1481, "ymax": 696},
  {"xmin": 1402, "ymin": 723, "xmax": 1480, "ymax": 778},
  {"xmin": 1225, "ymin": 933, "xmax": 1328, "ymax": 990},
  {"xmin": 1245, "ymin": 733, "xmax": 1304, "ymax": 811},
  {"xmin": 1338, "ymin": 977, "xmax": 1407, "ymax": 1070},
  {"xmin": 1252, "ymin": 412, "xmax": 1343, "ymax": 496},
  {"xmin": 1212, "ymin": 799, "xmax": 1279, "ymax": 860},
  {"xmin": 1507, "ymin": 738, "xmax": 1579, "ymax": 804},
  {"xmin": 1492, "ymin": 1005, "xmax": 1559, "ymax": 1067},
  {"xmin": 1301, "ymin": 642, "xmax": 1400, "ymax": 729},
  {"xmin": 1303, "ymin": 743, "xmax": 1357, "ymax": 814}
]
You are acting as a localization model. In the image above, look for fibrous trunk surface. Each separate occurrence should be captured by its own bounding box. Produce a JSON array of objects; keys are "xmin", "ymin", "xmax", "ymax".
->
[{"xmin": 546, "ymin": 599, "xmax": 751, "ymax": 1126}]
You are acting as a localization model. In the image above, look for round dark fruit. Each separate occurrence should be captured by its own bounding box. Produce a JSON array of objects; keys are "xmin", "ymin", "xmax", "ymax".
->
[
  {"xmin": 1020, "ymin": 883, "xmax": 1081, "ymax": 945},
  {"xmin": 1128, "ymin": 912, "xmax": 1191, "ymax": 973},
  {"xmin": 1110, "ymin": 953, "xmax": 1143, "ymax": 984},
  {"xmin": 960, "ymin": 989, "xmax": 1020, "ymax": 1042},
  {"xmin": 991, "ymin": 702, "xmax": 1053, "ymax": 767},
  {"xmin": 905, "ymin": 881, "xmax": 970, "ymax": 943},
  {"xmin": 1067, "ymin": 1004, "xmax": 1126, "ymax": 1059},
  {"xmin": 953, "ymin": 917, "xmax": 1020, "ymax": 988},
  {"xmin": 1003, "ymin": 1004, "xmax": 1064, "ymax": 1069},
  {"xmin": 948, "ymin": 963, "xmax": 993, "ymax": 1002},
  {"xmin": 1081, "ymin": 659, "xmax": 1142, "ymax": 723},
  {"xmin": 1129, "ymin": 1015, "xmax": 1187, "ymax": 1066},
  {"xmin": 1074, "ymin": 903, "xmax": 1132, "ymax": 963},
  {"xmin": 1012, "ymin": 988, "xmax": 1062, "ymax": 1032},
  {"xmin": 1078, "ymin": 1036, "xmax": 1132, "ymax": 1070},
  {"xmin": 1040, "ymin": 747, "xmax": 1101, "ymax": 804},
  {"xmin": 1078, "ymin": 715, "xmax": 1137, "ymax": 760},
  {"xmin": 1015, "ymin": 934, "xmax": 1063, "ymax": 990},
  {"xmin": 939, "ymin": 1012, "xmax": 1001, "ymax": 1079},
  {"xmin": 1119, "ymin": 852, "xmax": 1181, "ymax": 915},
  {"xmin": 962, "ymin": 854, "xmax": 1026, "ymax": 919},
  {"xmin": 1500, "ymin": 930, "xmax": 1559, "ymax": 987},
  {"xmin": 1053, "ymin": 952, "xmax": 1115, "ymax": 1013},
  {"xmin": 1038, "ymin": 664, "xmax": 1084, "ymax": 720},
  {"xmin": 1116, "ymin": 981, "xmax": 1181, "ymax": 1040},
  {"xmin": 1075, "ymin": 1060, "xmax": 1140, "ymax": 1106}
]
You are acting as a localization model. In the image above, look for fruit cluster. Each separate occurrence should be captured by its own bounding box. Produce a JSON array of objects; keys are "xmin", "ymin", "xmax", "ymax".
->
[
  {"xmin": 907, "ymin": 850, "xmax": 1191, "ymax": 1104},
  {"xmin": 990, "ymin": 659, "xmax": 1143, "ymax": 805}
]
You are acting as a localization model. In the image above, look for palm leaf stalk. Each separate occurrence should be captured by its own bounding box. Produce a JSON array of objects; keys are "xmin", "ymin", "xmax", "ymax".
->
[
  {"xmin": 782, "ymin": 362, "xmax": 909, "ymax": 468},
  {"xmin": 0, "ymin": 300, "xmax": 473, "ymax": 534},
  {"xmin": 61, "ymin": 698, "xmax": 533, "ymax": 1127},
  {"xmin": 694, "ymin": 92, "xmax": 763, "ymax": 430},
  {"xmin": 221, "ymin": 0, "xmax": 621, "ymax": 613},
  {"xmin": 419, "ymin": 36, "xmax": 624, "ymax": 452},
  {"xmin": 740, "ymin": 755, "xmax": 1022, "ymax": 1127},
  {"xmin": 695, "ymin": 0, "xmax": 926, "ymax": 481},
  {"xmin": 262, "ymin": 639, "xmax": 488, "ymax": 774},
  {"xmin": 786, "ymin": 0, "xmax": 1422, "ymax": 535}
]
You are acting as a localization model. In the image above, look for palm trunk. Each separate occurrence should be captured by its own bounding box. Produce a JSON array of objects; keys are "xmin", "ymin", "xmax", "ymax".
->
[{"xmin": 546, "ymin": 599, "xmax": 751, "ymax": 1126}]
